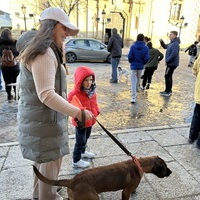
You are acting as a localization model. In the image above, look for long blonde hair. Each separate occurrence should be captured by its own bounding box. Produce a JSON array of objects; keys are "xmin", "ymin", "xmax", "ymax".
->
[{"xmin": 21, "ymin": 19, "xmax": 57, "ymax": 64}]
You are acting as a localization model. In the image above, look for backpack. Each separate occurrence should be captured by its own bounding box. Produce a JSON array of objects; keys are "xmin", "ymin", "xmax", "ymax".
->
[{"xmin": 1, "ymin": 47, "xmax": 15, "ymax": 67}]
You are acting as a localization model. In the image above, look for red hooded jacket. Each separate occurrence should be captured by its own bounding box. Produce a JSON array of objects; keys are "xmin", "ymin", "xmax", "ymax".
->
[{"xmin": 68, "ymin": 66, "xmax": 100, "ymax": 127}]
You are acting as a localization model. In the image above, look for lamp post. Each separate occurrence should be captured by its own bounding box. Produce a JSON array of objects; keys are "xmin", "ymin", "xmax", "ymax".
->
[
  {"xmin": 175, "ymin": 15, "xmax": 188, "ymax": 39},
  {"xmin": 150, "ymin": 20, "xmax": 154, "ymax": 39},
  {"xmin": 96, "ymin": 9, "xmax": 111, "ymax": 43},
  {"xmin": 178, "ymin": 16, "xmax": 184, "ymax": 38},
  {"xmin": 21, "ymin": 4, "xmax": 27, "ymax": 31},
  {"xmin": 101, "ymin": 9, "xmax": 106, "ymax": 43}
]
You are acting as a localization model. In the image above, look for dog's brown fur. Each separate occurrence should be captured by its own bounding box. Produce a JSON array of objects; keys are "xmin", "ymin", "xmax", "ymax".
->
[{"xmin": 33, "ymin": 156, "xmax": 171, "ymax": 200}]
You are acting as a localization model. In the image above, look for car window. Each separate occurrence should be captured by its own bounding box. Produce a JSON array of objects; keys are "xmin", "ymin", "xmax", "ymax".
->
[
  {"xmin": 89, "ymin": 40, "xmax": 102, "ymax": 49},
  {"xmin": 74, "ymin": 40, "xmax": 89, "ymax": 47}
]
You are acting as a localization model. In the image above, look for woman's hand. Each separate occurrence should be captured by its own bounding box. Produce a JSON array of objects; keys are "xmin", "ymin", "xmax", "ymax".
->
[{"xmin": 76, "ymin": 109, "xmax": 93, "ymax": 122}]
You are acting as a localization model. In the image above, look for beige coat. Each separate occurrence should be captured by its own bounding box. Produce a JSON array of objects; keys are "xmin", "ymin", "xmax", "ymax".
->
[{"xmin": 192, "ymin": 56, "xmax": 200, "ymax": 104}]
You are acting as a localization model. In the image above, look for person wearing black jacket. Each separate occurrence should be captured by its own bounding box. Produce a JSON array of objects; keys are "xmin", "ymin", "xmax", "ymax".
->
[
  {"xmin": 141, "ymin": 42, "xmax": 164, "ymax": 89},
  {"xmin": 107, "ymin": 28, "xmax": 124, "ymax": 83},
  {"xmin": 0, "ymin": 28, "xmax": 19, "ymax": 102},
  {"xmin": 185, "ymin": 41, "xmax": 198, "ymax": 67}
]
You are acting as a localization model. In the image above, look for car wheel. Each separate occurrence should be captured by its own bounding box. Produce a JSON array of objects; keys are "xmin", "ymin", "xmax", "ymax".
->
[
  {"xmin": 106, "ymin": 54, "xmax": 111, "ymax": 63},
  {"xmin": 66, "ymin": 52, "xmax": 77, "ymax": 63}
]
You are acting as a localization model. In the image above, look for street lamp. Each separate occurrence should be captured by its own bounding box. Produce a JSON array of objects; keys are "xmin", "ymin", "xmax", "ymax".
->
[
  {"xmin": 150, "ymin": 20, "xmax": 155, "ymax": 39},
  {"xmin": 179, "ymin": 16, "xmax": 186, "ymax": 38},
  {"xmin": 21, "ymin": 4, "xmax": 27, "ymax": 31},
  {"xmin": 101, "ymin": 9, "xmax": 106, "ymax": 43},
  {"xmin": 96, "ymin": 9, "xmax": 111, "ymax": 43},
  {"xmin": 175, "ymin": 15, "xmax": 188, "ymax": 38}
]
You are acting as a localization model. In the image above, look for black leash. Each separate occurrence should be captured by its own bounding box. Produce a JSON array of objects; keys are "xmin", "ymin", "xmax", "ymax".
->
[
  {"xmin": 95, "ymin": 117, "xmax": 143, "ymax": 173},
  {"xmin": 95, "ymin": 118, "xmax": 132, "ymax": 157},
  {"xmin": 75, "ymin": 111, "xmax": 143, "ymax": 173}
]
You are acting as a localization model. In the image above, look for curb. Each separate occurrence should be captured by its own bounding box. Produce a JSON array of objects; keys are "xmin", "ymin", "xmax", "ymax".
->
[{"xmin": 0, "ymin": 124, "xmax": 190, "ymax": 147}]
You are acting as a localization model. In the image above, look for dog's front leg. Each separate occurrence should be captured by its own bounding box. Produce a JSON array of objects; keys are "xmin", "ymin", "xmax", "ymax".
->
[
  {"xmin": 122, "ymin": 182, "xmax": 140, "ymax": 200},
  {"xmin": 122, "ymin": 190, "xmax": 131, "ymax": 200}
]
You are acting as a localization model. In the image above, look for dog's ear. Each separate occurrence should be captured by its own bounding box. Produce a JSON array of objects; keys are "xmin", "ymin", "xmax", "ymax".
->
[
  {"xmin": 118, "ymin": 67, "xmax": 122, "ymax": 70},
  {"xmin": 153, "ymin": 157, "xmax": 172, "ymax": 178}
]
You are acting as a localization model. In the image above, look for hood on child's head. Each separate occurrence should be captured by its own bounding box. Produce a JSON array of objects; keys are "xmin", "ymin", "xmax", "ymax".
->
[{"xmin": 74, "ymin": 66, "xmax": 95, "ymax": 90}]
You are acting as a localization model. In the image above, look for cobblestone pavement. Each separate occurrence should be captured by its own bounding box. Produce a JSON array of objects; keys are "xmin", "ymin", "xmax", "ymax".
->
[
  {"xmin": 0, "ymin": 49, "xmax": 195, "ymax": 143},
  {"xmin": 1, "ymin": 49, "xmax": 200, "ymax": 200}
]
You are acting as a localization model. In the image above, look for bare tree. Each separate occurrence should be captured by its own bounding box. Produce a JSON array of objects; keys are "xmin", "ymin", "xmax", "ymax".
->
[{"xmin": 39, "ymin": 0, "xmax": 86, "ymax": 16}]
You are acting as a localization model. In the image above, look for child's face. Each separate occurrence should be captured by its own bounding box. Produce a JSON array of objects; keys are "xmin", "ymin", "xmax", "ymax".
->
[{"xmin": 82, "ymin": 75, "xmax": 93, "ymax": 89}]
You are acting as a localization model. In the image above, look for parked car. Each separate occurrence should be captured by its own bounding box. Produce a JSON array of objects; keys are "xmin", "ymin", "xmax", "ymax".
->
[{"xmin": 64, "ymin": 38, "xmax": 111, "ymax": 63}]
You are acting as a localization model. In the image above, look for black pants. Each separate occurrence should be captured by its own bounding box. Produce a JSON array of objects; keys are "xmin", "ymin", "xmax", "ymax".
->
[
  {"xmin": 142, "ymin": 67, "xmax": 157, "ymax": 87},
  {"xmin": 1, "ymin": 66, "xmax": 20, "ymax": 98},
  {"xmin": 164, "ymin": 66, "xmax": 176, "ymax": 92},
  {"xmin": 189, "ymin": 104, "xmax": 200, "ymax": 146}
]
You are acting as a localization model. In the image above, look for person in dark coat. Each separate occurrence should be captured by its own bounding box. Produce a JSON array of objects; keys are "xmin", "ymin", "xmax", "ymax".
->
[
  {"xmin": 185, "ymin": 41, "xmax": 199, "ymax": 67},
  {"xmin": 107, "ymin": 28, "xmax": 124, "ymax": 83},
  {"xmin": 0, "ymin": 28, "xmax": 20, "ymax": 101},
  {"xmin": 141, "ymin": 42, "xmax": 164, "ymax": 89},
  {"xmin": 159, "ymin": 30, "xmax": 180, "ymax": 96}
]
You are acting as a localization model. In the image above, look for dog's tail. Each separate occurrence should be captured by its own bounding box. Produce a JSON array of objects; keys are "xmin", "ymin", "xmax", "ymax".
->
[{"xmin": 33, "ymin": 165, "xmax": 72, "ymax": 188}]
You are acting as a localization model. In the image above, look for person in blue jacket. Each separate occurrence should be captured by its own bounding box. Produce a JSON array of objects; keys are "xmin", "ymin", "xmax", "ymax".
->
[
  {"xmin": 128, "ymin": 33, "xmax": 149, "ymax": 103},
  {"xmin": 159, "ymin": 31, "xmax": 180, "ymax": 96}
]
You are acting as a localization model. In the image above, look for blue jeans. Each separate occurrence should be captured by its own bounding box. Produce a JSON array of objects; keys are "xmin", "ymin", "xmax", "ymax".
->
[
  {"xmin": 73, "ymin": 126, "xmax": 92, "ymax": 163},
  {"xmin": 111, "ymin": 57, "xmax": 120, "ymax": 81},
  {"xmin": 189, "ymin": 104, "xmax": 200, "ymax": 146}
]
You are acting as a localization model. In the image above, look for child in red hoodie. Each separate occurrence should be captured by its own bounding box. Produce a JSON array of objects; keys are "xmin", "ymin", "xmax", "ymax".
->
[{"xmin": 68, "ymin": 66, "xmax": 100, "ymax": 168}]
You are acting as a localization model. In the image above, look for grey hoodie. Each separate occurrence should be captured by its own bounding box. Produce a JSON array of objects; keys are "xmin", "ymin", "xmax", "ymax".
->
[{"xmin": 107, "ymin": 33, "xmax": 124, "ymax": 58}]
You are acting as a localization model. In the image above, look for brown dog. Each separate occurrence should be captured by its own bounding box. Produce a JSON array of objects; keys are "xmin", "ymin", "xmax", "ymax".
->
[{"xmin": 33, "ymin": 156, "xmax": 171, "ymax": 200}]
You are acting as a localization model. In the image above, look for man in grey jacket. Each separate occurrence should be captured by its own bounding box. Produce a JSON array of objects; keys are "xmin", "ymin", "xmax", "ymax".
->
[{"xmin": 107, "ymin": 28, "xmax": 124, "ymax": 83}]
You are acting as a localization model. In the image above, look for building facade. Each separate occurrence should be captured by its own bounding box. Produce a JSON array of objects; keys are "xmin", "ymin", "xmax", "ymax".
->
[
  {"xmin": 0, "ymin": 11, "xmax": 12, "ymax": 31},
  {"xmin": 1, "ymin": 0, "xmax": 200, "ymax": 48}
]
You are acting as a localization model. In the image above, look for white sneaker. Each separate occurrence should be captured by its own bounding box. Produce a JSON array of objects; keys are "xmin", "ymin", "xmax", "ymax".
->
[
  {"xmin": 131, "ymin": 98, "xmax": 136, "ymax": 103},
  {"xmin": 81, "ymin": 151, "xmax": 95, "ymax": 159},
  {"xmin": 72, "ymin": 159, "xmax": 90, "ymax": 168},
  {"xmin": 140, "ymin": 86, "xmax": 145, "ymax": 90}
]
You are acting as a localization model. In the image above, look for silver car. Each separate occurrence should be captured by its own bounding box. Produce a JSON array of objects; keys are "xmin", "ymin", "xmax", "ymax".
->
[{"xmin": 64, "ymin": 38, "xmax": 111, "ymax": 63}]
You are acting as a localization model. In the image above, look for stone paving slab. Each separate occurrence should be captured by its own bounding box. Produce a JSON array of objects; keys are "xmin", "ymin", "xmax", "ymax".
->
[{"xmin": 1, "ymin": 125, "xmax": 200, "ymax": 199}]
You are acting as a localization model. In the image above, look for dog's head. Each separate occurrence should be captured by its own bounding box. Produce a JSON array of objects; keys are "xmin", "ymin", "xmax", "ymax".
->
[
  {"xmin": 118, "ymin": 66, "xmax": 122, "ymax": 71},
  {"xmin": 152, "ymin": 156, "xmax": 172, "ymax": 178}
]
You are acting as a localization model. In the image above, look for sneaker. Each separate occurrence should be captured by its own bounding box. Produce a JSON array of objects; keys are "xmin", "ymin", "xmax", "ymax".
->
[
  {"xmin": 160, "ymin": 91, "xmax": 171, "ymax": 97},
  {"xmin": 146, "ymin": 83, "xmax": 150, "ymax": 89},
  {"xmin": 140, "ymin": 86, "xmax": 145, "ymax": 90},
  {"xmin": 131, "ymin": 98, "xmax": 136, "ymax": 103},
  {"xmin": 81, "ymin": 151, "xmax": 95, "ymax": 159},
  {"xmin": 110, "ymin": 79, "xmax": 118, "ymax": 83},
  {"xmin": 188, "ymin": 138, "xmax": 195, "ymax": 144},
  {"xmin": 72, "ymin": 159, "xmax": 90, "ymax": 168}
]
